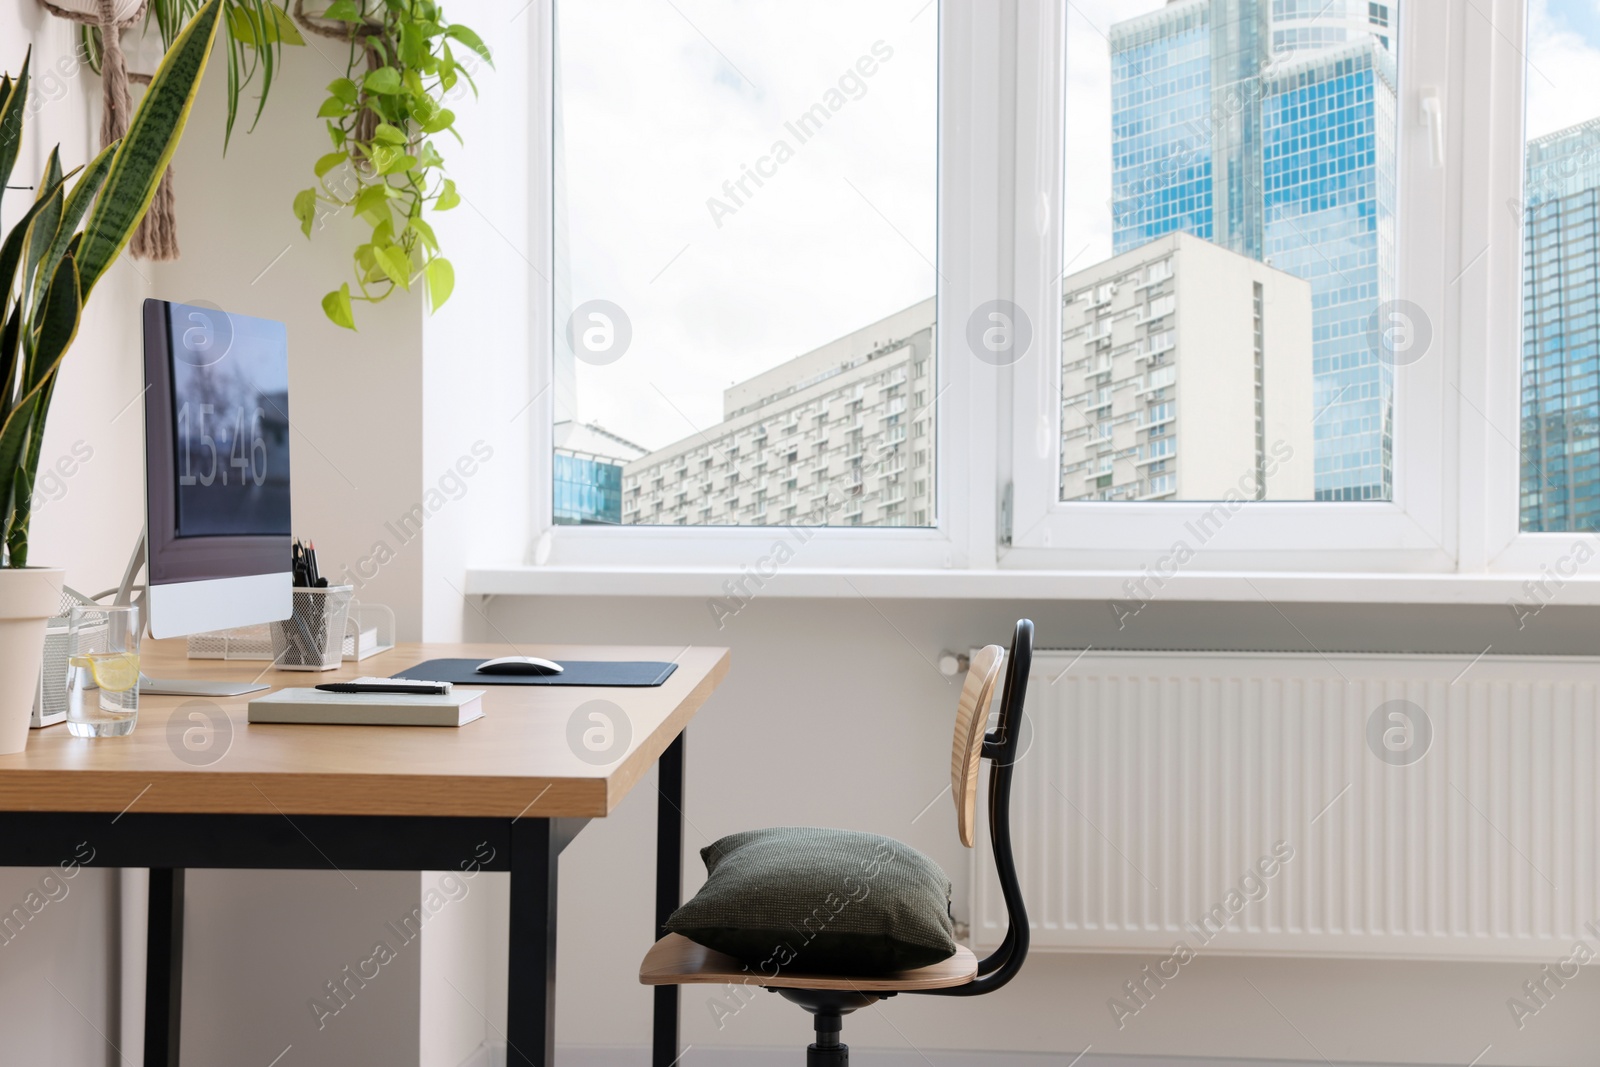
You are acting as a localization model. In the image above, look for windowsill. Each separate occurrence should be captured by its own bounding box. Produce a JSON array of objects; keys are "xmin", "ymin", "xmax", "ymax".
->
[{"xmin": 464, "ymin": 565, "xmax": 1600, "ymax": 606}]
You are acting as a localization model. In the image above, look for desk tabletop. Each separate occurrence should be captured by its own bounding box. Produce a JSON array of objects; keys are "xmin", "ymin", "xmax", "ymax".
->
[{"xmin": 0, "ymin": 640, "xmax": 729, "ymax": 819}]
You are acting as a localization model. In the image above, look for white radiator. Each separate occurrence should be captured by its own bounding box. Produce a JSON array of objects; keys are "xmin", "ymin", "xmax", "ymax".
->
[{"xmin": 972, "ymin": 650, "xmax": 1600, "ymax": 962}]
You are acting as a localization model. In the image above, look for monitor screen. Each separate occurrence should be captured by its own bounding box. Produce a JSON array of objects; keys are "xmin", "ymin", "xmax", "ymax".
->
[
  {"xmin": 142, "ymin": 299, "xmax": 293, "ymax": 592},
  {"xmin": 167, "ymin": 305, "xmax": 292, "ymax": 537}
]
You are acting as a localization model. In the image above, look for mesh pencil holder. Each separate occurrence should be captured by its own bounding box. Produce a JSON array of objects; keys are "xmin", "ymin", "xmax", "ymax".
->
[
  {"xmin": 271, "ymin": 586, "xmax": 354, "ymax": 671},
  {"xmin": 187, "ymin": 623, "xmax": 274, "ymax": 660}
]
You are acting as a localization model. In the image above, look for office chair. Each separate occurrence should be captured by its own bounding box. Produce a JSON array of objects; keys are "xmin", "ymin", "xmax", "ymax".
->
[{"xmin": 640, "ymin": 619, "xmax": 1033, "ymax": 1065}]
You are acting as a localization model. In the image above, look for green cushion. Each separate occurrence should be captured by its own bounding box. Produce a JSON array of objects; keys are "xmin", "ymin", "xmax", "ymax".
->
[{"xmin": 665, "ymin": 826, "xmax": 958, "ymax": 976}]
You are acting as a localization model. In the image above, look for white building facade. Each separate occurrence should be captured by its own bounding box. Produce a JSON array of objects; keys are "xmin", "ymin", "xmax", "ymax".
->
[
  {"xmin": 1060, "ymin": 231, "xmax": 1315, "ymax": 502},
  {"xmin": 1268, "ymin": 0, "xmax": 1394, "ymax": 56},
  {"xmin": 623, "ymin": 299, "xmax": 937, "ymax": 527}
]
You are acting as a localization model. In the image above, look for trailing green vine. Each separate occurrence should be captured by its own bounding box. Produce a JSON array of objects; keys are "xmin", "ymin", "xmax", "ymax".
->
[
  {"xmin": 292, "ymin": 0, "xmax": 490, "ymax": 329},
  {"xmin": 83, "ymin": 0, "xmax": 490, "ymax": 331}
]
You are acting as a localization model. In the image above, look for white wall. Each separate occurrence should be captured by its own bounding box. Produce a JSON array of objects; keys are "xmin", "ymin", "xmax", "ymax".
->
[
  {"xmin": 148, "ymin": 25, "xmax": 429, "ymax": 641},
  {"xmin": 0, "ymin": 864, "xmax": 120, "ymax": 1066},
  {"xmin": 180, "ymin": 869, "xmax": 423, "ymax": 1065},
  {"xmin": 419, "ymin": 0, "xmax": 537, "ymax": 644}
]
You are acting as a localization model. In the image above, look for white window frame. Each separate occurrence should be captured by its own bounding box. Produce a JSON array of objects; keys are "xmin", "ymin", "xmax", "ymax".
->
[
  {"xmin": 1470, "ymin": 0, "xmax": 1591, "ymax": 577},
  {"xmin": 498, "ymin": 0, "xmax": 1585, "ymax": 595},
  {"xmin": 524, "ymin": 0, "xmax": 999, "ymax": 573}
]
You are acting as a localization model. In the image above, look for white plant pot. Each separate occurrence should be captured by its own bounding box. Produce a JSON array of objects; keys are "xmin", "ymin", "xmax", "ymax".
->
[{"xmin": 0, "ymin": 567, "xmax": 65, "ymax": 755}]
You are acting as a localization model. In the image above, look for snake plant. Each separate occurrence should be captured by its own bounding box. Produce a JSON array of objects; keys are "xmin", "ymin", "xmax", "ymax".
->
[{"xmin": 1, "ymin": 0, "xmax": 225, "ymax": 568}]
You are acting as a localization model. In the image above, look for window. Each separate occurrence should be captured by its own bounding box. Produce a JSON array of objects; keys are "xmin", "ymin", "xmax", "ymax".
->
[
  {"xmin": 552, "ymin": 0, "xmax": 938, "ymax": 528},
  {"xmin": 512, "ymin": 1, "xmax": 1560, "ymax": 589}
]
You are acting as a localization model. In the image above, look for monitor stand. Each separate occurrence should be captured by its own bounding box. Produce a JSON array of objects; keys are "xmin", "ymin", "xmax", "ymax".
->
[{"xmin": 115, "ymin": 534, "xmax": 272, "ymax": 698}]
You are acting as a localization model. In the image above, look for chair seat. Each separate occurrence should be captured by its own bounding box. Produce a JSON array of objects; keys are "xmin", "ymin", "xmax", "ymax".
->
[{"xmin": 639, "ymin": 933, "xmax": 979, "ymax": 992}]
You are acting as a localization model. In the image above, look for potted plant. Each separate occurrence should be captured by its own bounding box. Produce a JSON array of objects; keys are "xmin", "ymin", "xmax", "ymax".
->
[{"xmin": 0, "ymin": 0, "xmax": 225, "ymax": 754}]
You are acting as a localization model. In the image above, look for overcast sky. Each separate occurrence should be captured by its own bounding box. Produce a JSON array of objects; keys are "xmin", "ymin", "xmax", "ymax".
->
[
  {"xmin": 557, "ymin": 0, "xmax": 937, "ymax": 452},
  {"xmin": 1528, "ymin": 0, "xmax": 1600, "ymax": 138}
]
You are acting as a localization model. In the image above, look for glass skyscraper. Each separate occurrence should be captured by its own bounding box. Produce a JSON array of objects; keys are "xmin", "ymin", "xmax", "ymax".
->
[
  {"xmin": 1521, "ymin": 119, "xmax": 1600, "ymax": 532},
  {"xmin": 1110, "ymin": 4, "xmax": 1219, "ymax": 253},
  {"xmin": 554, "ymin": 454, "xmax": 626, "ymax": 525},
  {"xmin": 553, "ymin": 421, "xmax": 647, "ymax": 525},
  {"xmin": 1109, "ymin": 0, "xmax": 1398, "ymax": 500},
  {"xmin": 1262, "ymin": 44, "xmax": 1398, "ymax": 501}
]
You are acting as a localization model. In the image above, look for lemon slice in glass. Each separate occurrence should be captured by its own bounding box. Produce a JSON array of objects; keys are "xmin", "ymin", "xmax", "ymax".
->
[{"xmin": 70, "ymin": 652, "xmax": 141, "ymax": 693}]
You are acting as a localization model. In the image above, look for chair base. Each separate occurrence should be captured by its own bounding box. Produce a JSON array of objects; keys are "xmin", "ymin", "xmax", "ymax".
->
[
  {"xmin": 803, "ymin": 1007, "xmax": 849, "ymax": 1067},
  {"xmin": 807, "ymin": 1038, "xmax": 849, "ymax": 1066},
  {"xmin": 780, "ymin": 990, "xmax": 884, "ymax": 1067}
]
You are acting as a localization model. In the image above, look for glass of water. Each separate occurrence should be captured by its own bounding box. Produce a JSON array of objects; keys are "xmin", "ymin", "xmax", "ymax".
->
[{"xmin": 66, "ymin": 603, "xmax": 141, "ymax": 738}]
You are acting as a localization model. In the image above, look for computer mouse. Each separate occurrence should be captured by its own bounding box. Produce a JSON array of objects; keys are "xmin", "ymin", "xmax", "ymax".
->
[{"xmin": 475, "ymin": 656, "xmax": 565, "ymax": 676}]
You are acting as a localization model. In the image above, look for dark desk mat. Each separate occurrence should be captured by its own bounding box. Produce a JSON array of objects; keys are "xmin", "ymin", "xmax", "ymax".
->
[{"xmin": 391, "ymin": 658, "xmax": 678, "ymax": 687}]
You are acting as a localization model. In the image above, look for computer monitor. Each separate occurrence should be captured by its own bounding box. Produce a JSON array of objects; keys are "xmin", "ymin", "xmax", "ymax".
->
[{"xmin": 140, "ymin": 299, "xmax": 293, "ymax": 642}]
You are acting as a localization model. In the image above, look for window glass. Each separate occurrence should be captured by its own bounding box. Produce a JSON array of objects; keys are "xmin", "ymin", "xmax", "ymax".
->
[
  {"xmin": 1062, "ymin": 0, "xmax": 1400, "ymax": 503},
  {"xmin": 554, "ymin": 0, "xmax": 938, "ymax": 527},
  {"xmin": 1520, "ymin": 0, "xmax": 1600, "ymax": 532}
]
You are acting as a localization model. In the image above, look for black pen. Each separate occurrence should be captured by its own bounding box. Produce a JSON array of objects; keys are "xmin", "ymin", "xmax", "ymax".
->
[{"xmin": 316, "ymin": 682, "xmax": 452, "ymax": 695}]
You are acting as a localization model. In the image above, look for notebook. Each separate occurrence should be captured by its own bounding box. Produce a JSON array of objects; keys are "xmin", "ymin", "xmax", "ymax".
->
[{"xmin": 248, "ymin": 687, "xmax": 486, "ymax": 726}]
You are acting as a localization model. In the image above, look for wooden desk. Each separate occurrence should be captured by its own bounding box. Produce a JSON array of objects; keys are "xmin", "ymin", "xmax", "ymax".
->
[{"xmin": 0, "ymin": 639, "xmax": 730, "ymax": 1067}]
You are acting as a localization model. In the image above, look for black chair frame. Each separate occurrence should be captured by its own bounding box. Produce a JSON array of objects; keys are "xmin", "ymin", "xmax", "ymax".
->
[{"xmin": 784, "ymin": 619, "xmax": 1034, "ymax": 1065}]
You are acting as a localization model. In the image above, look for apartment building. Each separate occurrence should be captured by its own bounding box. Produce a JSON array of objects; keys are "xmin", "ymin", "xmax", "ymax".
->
[
  {"xmin": 1061, "ymin": 231, "xmax": 1314, "ymax": 501},
  {"xmin": 622, "ymin": 299, "xmax": 936, "ymax": 527}
]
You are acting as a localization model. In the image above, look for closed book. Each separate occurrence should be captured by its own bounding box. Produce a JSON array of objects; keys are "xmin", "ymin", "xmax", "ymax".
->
[{"xmin": 248, "ymin": 687, "xmax": 486, "ymax": 726}]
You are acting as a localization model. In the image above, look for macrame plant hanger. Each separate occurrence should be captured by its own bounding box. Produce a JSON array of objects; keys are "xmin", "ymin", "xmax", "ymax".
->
[
  {"xmin": 37, "ymin": 0, "xmax": 181, "ymax": 260},
  {"xmin": 292, "ymin": 0, "xmax": 385, "ymax": 145}
]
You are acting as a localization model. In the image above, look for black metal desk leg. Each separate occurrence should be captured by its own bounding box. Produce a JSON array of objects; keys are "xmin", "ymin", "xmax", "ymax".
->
[
  {"xmin": 654, "ymin": 732, "xmax": 686, "ymax": 1067},
  {"xmin": 144, "ymin": 868, "xmax": 185, "ymax": 1067},
  {"xmin": 507, "ymin": 820, "xmax": 558, "ymax": 1067}
]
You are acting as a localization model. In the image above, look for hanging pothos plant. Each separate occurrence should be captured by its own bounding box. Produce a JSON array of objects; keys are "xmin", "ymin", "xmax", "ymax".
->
[
  {"xmin": 82, "ymin": 0, "xmax": 490, "ymax": 330},
  {"xmin": 290, "ymin": 0, "xmax": 490, "ymax": 329}
]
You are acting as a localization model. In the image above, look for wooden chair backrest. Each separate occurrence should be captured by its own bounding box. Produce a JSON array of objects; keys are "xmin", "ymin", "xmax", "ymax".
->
[{"xmin": 950, "ymin": 644, "xmax": 1006, "ymax": 848}]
